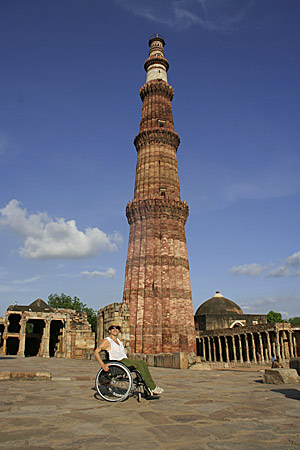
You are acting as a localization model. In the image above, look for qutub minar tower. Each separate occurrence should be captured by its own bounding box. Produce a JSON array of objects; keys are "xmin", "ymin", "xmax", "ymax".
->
[{"xmin": 123, "ymin": 35, "xmax": 196, "ymax": 355}]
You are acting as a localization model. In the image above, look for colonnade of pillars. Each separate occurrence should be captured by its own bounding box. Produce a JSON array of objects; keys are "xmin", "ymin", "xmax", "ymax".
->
[
  {"xmin": 198, "ymin": 329, "xmax": 298, "ymax": 364},
  {"xmin": 2, "ymin": 316, "xmax": 65, "ymax": 358}
]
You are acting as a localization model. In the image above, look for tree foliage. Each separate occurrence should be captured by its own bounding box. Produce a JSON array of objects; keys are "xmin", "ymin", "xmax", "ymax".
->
[
  {"xmin": 48, "ymin": 293, "xmax": 97, "ymax": 332},
  {"xmin": 288, "ymin": 316, "xmax": 300, "ymax": 325},
  {"xmin": 267, "ymin": 310, "xmax": 283, "ymax": 324}
]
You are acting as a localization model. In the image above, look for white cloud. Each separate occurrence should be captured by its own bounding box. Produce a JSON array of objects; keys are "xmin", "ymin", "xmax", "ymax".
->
[
  {"xmin": 266, "ymin": 265, "xmax": 290, "ymax": 278},
  {"xmin": 81, "ymin": 268, "xmax": 116, "ymax": 279},
  {"xmin": 0, "ymin": 284, "xmax": 34, "ymax": 294},
  {"xmin": 115, "ymin": 0, "xmax": 253, "ymax": 31},
  {"xmin": 240, "ymin": 295, "xmax": 300, "ymax": 317},
  {"xmin": 0, "ymin": 199, "xmax": 121, "ymax": 260},
  {"xmin": 230, "ymin": 249, "xmax": 300, "ymax": 279},
  {"xmin": 229, "ymin": 263, "xmax": 268, "ymax": 276},
  {"xmin": 13, "ymin": 275, "xmax": 44, "ymax": 284},
  {"xmin": 286, "ymin": 251, "xmax": 300, "ymax": 267},
  {"xmin": 241, "ymin": 296, "xmax": 277, "ymax": 309}
]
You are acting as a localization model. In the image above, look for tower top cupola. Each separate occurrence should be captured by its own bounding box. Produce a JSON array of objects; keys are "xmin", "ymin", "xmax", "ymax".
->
[{"xmin": 145, "ymin": 34, "xmax": 169, "ymax": 84}]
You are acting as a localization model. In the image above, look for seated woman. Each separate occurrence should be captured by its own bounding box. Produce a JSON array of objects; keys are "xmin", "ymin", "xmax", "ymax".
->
[{"xmin": 94, "ymin": 321, "xmax": 163, "ymax": 395}]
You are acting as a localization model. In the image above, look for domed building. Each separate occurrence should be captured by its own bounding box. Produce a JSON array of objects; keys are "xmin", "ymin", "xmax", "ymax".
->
[{"xmin": 195, "ymin": 291, "xmax": 266, "ymax": 331}]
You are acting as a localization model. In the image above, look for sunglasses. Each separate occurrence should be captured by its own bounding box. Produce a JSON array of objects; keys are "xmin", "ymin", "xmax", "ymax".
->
[{"xmin": 109, "ymin": 326, "xmax": 120, "ymax": 331}]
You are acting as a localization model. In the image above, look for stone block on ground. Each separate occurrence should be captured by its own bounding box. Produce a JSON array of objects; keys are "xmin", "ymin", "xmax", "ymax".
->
[
  {"xmin": 169, "ymin": 352, "xmax": 188, "ymax": 369},
  {"xmin": 145, "ymin": 354, "xmax": 155, "ymax": 367},
  {"xmin": 290, "ymin": 357, "xmax": 300, "ymax": 376},
  {"xmin": 186, "ymin": 352, "xmax": 201, "ymax": 368},
  {"xmin": 263, "ymin": 368, "xmax": 300, "ymax": 384},
  {"xmin": 0, "ymin": 371, "xmax": 10, "ymax": 380},
  {"xmin": 10, "ymin": 371, "xmax": 51, "ymax": 381},
  {"xmin": 189, "ymin": 362, "xmax": 211, "ymax": 371}
]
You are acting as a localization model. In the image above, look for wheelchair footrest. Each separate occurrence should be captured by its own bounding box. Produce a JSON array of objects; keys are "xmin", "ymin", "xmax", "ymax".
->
[{"xmin": 145, "ymin": 393, "xmax": 160, "ymax": 400}]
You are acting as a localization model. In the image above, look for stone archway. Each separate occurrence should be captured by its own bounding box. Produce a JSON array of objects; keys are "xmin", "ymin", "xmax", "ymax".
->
[
  {"xmin": 230, "ymin": 321, "xmax": 244, "ymax": 328},
  {"xmin": 49, "ymin": 320, "xmax": 64, "ymax": 357},
  {"xmin": 25, "ymin": 319, "xmax": 45, "ymax": 356}
]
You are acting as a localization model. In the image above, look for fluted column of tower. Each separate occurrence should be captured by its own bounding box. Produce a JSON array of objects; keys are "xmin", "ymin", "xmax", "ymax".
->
[{"xmin": 123, "ymin": 35, "xmax": 196, "ymax": 354}]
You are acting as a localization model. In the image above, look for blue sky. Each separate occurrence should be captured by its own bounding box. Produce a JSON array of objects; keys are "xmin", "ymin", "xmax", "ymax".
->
[{"xmin": 0, "ymin": 0, "xmax": 299, "ymax": 318}]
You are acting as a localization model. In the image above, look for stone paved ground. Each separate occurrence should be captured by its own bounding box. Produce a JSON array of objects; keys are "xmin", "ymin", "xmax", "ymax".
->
[{"xmin": 0, "ymin": 356, "xmax": 300, "ymax": 449}]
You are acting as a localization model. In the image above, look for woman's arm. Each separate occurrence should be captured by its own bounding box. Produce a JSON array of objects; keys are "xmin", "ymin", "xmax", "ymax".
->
[{"xmin": 94, "ymin": 338, "xmax": 110, "ymax": 371}]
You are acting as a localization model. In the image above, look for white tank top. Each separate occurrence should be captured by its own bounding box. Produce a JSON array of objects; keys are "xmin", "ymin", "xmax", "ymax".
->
[{"xmin": 106, "ymin": 337, "xmax": 127, "ymax": 360}]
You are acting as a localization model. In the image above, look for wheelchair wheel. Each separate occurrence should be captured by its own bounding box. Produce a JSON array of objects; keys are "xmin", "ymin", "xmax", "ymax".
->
[{"xmin": 95, "ymin": 362, "xmax": 133, "ymax": 402}]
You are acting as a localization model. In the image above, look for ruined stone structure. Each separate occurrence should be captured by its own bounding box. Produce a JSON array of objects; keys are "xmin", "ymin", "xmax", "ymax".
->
[
  {"xmin": 0, "ymin": 299, "xmax": 95, "ymax": 359},
  {"xmin": 97, "ymin": 302, "xmax": 130, "ymax": 350},
  {"xmin": 195, "ymin": 292, "xmax": 300, "ymax": 364},
  {"xmin": 122, "ymin": 35, "xmax": 196, "ymax": 354}
]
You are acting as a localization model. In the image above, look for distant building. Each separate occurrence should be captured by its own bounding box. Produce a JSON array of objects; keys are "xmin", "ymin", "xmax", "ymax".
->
[
  {"xmin": 0, "ymin": 298, "xmax": 94, "ymax": 359},
  {"xmin": 195, "ymin": 291, "xmax": 267, "ymax": 331},
  {"xmin": 195, "ymin": 292, "xmax": 300, "ymax": 365}
]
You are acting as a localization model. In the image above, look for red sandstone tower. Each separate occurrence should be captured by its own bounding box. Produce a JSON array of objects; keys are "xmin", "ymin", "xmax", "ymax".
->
[{"xmin": 123, "ymin": 35, "xmax": 196, "ymax": 354}]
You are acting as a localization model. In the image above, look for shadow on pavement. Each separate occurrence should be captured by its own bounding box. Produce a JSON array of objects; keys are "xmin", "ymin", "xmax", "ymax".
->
[
  {"xmin": 0, "ymin": 356, "xmax": 16, "ymax": 360},
  {"xmin": 271, "ymin": 388, "xmax": 300, "ymax": 400}
]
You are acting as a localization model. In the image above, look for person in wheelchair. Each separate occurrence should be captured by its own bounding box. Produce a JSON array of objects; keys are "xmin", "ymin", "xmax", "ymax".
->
[{"xmin": 94, "ymin": 321, "xmax": 164, "ymax": 395}]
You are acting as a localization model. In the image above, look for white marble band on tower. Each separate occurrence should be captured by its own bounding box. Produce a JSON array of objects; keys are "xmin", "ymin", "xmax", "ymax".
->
[{"xmin": 145, "ymin": 34, "xmax": 168, "ymax": 83}]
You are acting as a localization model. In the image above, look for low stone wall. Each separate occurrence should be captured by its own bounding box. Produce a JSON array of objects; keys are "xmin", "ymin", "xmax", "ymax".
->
[{"xmin": 127, "ymin": 352, "xmax": 188, "ymax": 369}]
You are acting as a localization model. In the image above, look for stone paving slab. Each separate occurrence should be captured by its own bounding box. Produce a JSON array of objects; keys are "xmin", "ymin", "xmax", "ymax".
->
[{"xmin": 0, "ymin": 356, "xmax": 300, "ymax": 449}]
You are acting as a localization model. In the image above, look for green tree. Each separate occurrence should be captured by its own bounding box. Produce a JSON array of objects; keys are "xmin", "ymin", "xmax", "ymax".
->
[
  {"xmin": 48, "ymin": 293, "xmax": 97, "ymax": 332},
  {"xmin": 267, "ymin": 310, "xmax": 283, "ymax": 323},
  {"xmin": 289, "ymin": 316, "xmax": 300, "ymax": 325}
]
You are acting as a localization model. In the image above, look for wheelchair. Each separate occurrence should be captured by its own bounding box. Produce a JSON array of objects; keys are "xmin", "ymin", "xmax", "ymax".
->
[{"xmin": 95, "ymin": 360, "xmax": 158, "ymax": 403}]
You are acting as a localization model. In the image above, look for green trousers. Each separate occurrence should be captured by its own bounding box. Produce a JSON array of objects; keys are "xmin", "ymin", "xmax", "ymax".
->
[{"xmin": 121, "ymin": 358, "xmax": 156, "ymax": 390}]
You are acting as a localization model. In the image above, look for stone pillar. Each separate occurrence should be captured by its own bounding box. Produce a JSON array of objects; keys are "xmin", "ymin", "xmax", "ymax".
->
[
  {"xmin": 266, "ymin": 331, "xmax": 272, "ymax": 361},
  {"xmin": 40, "ymin": 320, "xmax": 51, "ymax": 358},
  {"xmin": 60, "ymin": 323, "xmax": 66, "ymax": 356},
  {"xmin": 238, "ymin": 335, "xmax": 243, "ymax": 363},
  {"xmin": 232, "ymin": 336, "xmax": 237, "ymax": 363},
  {"xmin": 271, "ymin": 336, "xmax": 276, "ymax": 359},
  {"xmin": 280, "ymin": 331, "xmax": 285, "ymax": 360},
  {"xmin": 245, "ymin": 334, "xmax": 250, "ymax": 362},
  {"xmin": 207, "ymin": 337, "xmax": 211, "ymax": 362},
  {"xmin": 250, "ymin": 333, "xmax": 257, "ymax": 363},
  {"xmin": 17, "ymin": 318, "xmax": 27, "ymax": 357},
  {"xmin": 212, "ymin": 337, "xmax": 216, "ymax": 362},
  {"xmin": 287, "ymin": 331, "xmax": 294, "ymax": 358},
  {"xmin": 275, "ymin": 331, "xmax": 281, "ymax": 360},
  {"xmin": 225, "ymin": 336, "xmax": 229, "ymax": 362},
  {"xmin": 98, "ymin": 313, "xmax": 104, "ymax": 347},
  {"xmin": 2, "ymin": 332, "xmax": 7, "ymax": 355},
  {"xmin": 202, "ymin": 337, "xmax": 206, "ymax": 361},
  {"xmin": 293, "ymin": 334, "xmax": 298, "ymax": 357},
  {"xmin": 258, "ymin": 332, "xmax": 265, "ymax": 363},
  {"xmin": 218, "ymin": 336, "xmax": 223, "ymax": 362}
]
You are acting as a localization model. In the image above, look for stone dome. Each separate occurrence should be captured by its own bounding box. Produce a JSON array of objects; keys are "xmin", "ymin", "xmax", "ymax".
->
[{"xmin": 195, "ymin": 291, "xmax": 243, "ymax": 316}]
